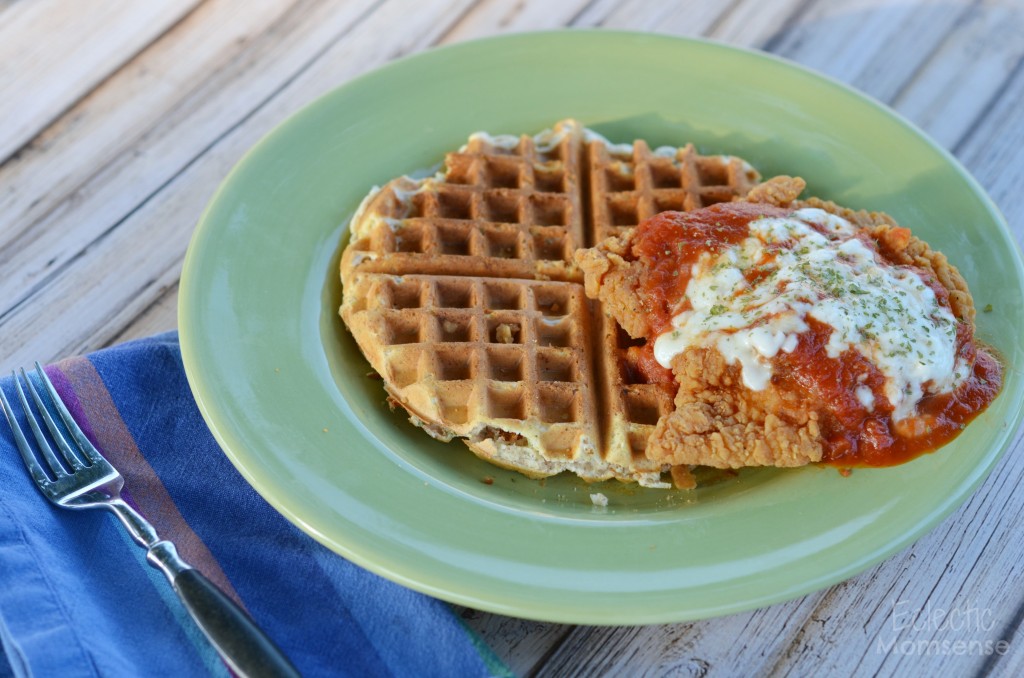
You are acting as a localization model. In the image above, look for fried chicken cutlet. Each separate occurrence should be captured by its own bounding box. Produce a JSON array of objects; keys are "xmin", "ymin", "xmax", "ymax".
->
[{"xmin": 576, "ymin": 178, "xmax": 1001, "ymax": 470}]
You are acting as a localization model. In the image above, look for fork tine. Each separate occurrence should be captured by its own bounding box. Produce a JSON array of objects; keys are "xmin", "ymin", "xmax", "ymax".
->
[
  {"xmin": 1, "ymin": 383, "xmax": 53, "ymax": 487},
  {"xmin": 2, "ymin": 372, "xmax": 62, "ymax": 484},
  {"xmin": 34, "ymin": 362, "xmax": 107, "ymax": 466},
  {"xmin": 21, "ymin": 367, "xmax": 88, "ymax": 472},
  {"xmin": 13, "ymin": 370, "xmax": 71, "ymax": 479}
]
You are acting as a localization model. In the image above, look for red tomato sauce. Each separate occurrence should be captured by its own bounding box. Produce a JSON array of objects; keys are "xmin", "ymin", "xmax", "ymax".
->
[
  {"xmin": 626, "ymin": 203, "xmax": 1003, "ymax": 467},
  {"xmin": 630, "ymin": 203, "xmax": 791, "ymax": 335}
]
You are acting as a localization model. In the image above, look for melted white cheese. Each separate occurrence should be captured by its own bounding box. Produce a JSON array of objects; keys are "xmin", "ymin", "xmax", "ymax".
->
[
  {"xmin": 856, "ymin": 386, "xmax": 876, "ymax": 411},
  {"xmin": 652, "ymin": 208, "xmax": 967, "ymax": 421},
  {"xmin": 466, "ymin": 126, "xmax": 569, "ymax": 155},
  {"xmin": 465, "ymin": 131, "xmax": 521, "ymax": 150}
]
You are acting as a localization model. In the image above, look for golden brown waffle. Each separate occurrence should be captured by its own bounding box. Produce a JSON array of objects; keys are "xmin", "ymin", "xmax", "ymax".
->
[
  {"xmin": 341, "ymin": 119, "xmax": 585, "ymax": 287},
  {"xmin": 595, "ymin": 314, "xmax": 677, "ymax": 476},
  {"xmin": 340, "ymin": 272, "xmax": 675, "ymax": 485},
  {"xmin": 339, "ymin": 120, "xmax": 766, "ymax": 488},
  {"xmin": 583, "ymin": 134, "xmax": 761, "ymax": 487},
  {"xmin": 587, "ymin": 136, "xmax": 761, "ymax": 243}
]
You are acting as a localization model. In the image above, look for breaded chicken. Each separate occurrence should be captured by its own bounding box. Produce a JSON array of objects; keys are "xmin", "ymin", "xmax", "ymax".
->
[{"xmin": 575, "ymin": 179, "xmax": 981, "ymax": 470}]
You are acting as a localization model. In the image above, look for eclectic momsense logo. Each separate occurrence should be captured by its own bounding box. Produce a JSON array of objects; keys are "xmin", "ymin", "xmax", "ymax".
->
[{"xmin": 876, "ymin": 600, "xmax": 1010, "ymax": 657}]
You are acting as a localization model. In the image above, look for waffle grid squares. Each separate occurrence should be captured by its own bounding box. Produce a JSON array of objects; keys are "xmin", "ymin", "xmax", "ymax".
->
[
  {"xmin": 589, "ymin": 139, "xmax": 760, "ymax": 242},
  {"xmin": 343, "ymin": 123, "xmax": 584, "ymax": 281},
  {"xmin": 343, "ymin": 121, "xmax": 765, "ymax": 485},
  {"xmin": 593, "ymin": 315, "xmax": 679, "ymax": 463},
  {"xmin": 358, "ymin": 275, "xmax": 596, "ymax": 454},
  {"xmin": 366, "ymin": 217, "xmax": 579, "ymax": 264}
]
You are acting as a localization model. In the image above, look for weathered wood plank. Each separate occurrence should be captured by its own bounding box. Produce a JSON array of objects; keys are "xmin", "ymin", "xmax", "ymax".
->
[
  {"xmin": 982, "ymin": 597, "xmax": 1024, "ymax": 678},
  {"xmin": 892, "ymin": 0, "xmax": 1024, "ymax": 151},
  {"xmin": 703, "ymin": 1, "xmax": 805, "ymax": 46},
  {"xmin": 441, "ymin": 0, "xmax": 592, "ymax": 43},
  {"xmin": 575, "ymin": 0, "xmax": 814, "ymax": 60},
  {"xmin": 0, "ymin": 0, "xmax": 202, "ymax": 164},
  {"xmin": 955, "ymin": 39, "xmax": 1024, "ymax": 230},
  {"xmin": 108, "ymin": 284, "xmax": 179, "ymax": 346},
  {"xmin": 572, "ymin": 0, "xmax": 727, "ymax": 32},
  {"xmin": 456, "ymin": 608, "xmax": 572, "ymax": 677},
  {"xmin": 0, "ymin": 0, "xmax": 376, "ymax": 320},
  {"xmin": 537, "ymin": 595, "xmax": 825, "ymax": 677},
  {"xmin": 566, "ymin": 0, "xmax": 619, "ymax": 26},
  {"xmin": 0, "ymin": 0, "xmax": 476, "ymax": 367},
  {"xmin": 767, "ymin": 0, "xmax": 968, "ymax": 103}
]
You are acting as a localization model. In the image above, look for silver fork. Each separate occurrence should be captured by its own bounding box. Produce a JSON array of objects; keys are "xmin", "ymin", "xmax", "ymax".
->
[{"xmin": 0, "ymin": 364, "xmax": 300, "ymax": 678}]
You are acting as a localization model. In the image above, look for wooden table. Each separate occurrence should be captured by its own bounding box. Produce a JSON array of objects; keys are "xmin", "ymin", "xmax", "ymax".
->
[{"xmin": 3, "ymin": 1, "xmax": 1022, "ymax": 675}]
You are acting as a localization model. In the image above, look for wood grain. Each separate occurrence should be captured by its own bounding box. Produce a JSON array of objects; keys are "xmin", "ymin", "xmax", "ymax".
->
[
  {"xmin": 573, "ymin": 0, "xmax": 728, "ymax": 31},
  {"xmin": 1, "ymin": 0, "xmax": 1022, "ymax": 675},
  {"xmin": 0, "ymin": 0, "xmax": 374, "ymax": 325},
  {"xmin": 767, "ymin": 0, "xmax": 968, "ymax": 103},
  {"xmin": 893, "ymin": 0, "xmax": 1024, "ymax": 151},
  {"xmin": 442, "ymin": 0, "xmax": 593, "ymax": 42},
  {"xmin": 111, "ymin": 284, "xmax": 180, "ymax": 345},
  {"xmin": 957, "ymin": 38, "xmax": 1024, "ymax": 227},
  {"xmin": 0, "ymin": 0, "xmax": 202, "ymax": 164},
  {"xmin": 0, "ymin": 0, "xmax": 407, "ymax": 364}
]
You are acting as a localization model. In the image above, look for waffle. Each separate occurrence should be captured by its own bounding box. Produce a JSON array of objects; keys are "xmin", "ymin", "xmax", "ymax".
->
[
  {"xmin": 342, "ymin": 272, "xmax": 626, "ymax": 480},
  {"xmin": 583, "ymin": 132, "xmax": 763, "ymax": 488},
  {"xmin": 594, "ymin": 313, "xmax": 679, "ymax": 482},
  {"xmin": 587, "ymin": 134, "xmax": 761, "ymax": 243},
  {"xmin": 341, "ymin": 119, "xmax": 585, "ymax": 288},
  {"xmin": 339, "ymin": 119, "xmax": 766, "ymax": 488}
]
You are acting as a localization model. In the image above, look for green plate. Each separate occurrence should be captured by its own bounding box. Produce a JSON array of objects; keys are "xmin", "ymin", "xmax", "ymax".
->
[{"xmin": 179, "ymin": 31, "xmax": 1024, "ymax": 624}]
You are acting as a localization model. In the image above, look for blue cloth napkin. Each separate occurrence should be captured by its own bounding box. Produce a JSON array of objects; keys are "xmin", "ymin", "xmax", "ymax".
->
[{"xmin": 0, "ymin": 332, "xmax": 508, "ymax": 677}]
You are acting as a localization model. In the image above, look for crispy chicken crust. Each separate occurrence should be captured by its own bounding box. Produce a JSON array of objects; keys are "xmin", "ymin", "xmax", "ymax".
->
[{"xmin": 575, "ymin": 177, "xmax": 976, "ymax": 469}]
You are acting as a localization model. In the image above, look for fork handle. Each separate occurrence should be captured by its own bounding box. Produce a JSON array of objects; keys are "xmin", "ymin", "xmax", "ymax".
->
[
  {"xmin": 146, "ymin": 541, "xmax": 301, "ymax": 678},
  {"xmin": 169, "ymin": 562, "xmax": 302, "ymax": 678},
  {"xmin": 107, "ymin": 499, "xmax": 300, "ymax": 678}
]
